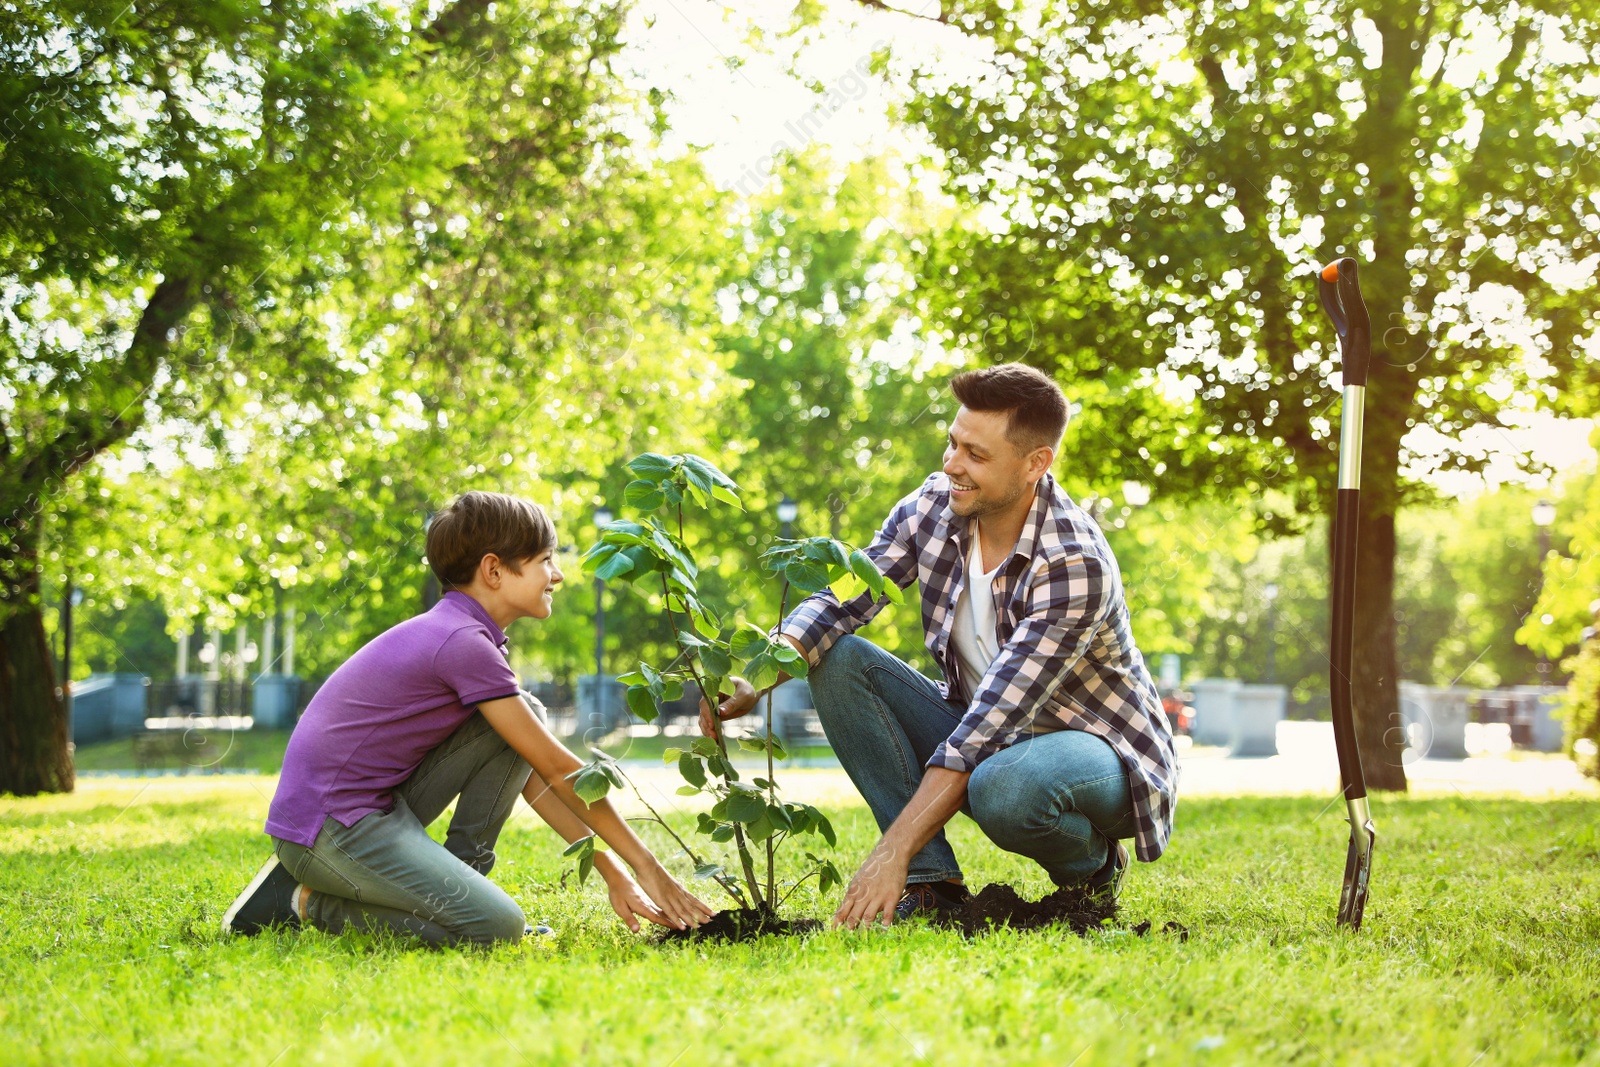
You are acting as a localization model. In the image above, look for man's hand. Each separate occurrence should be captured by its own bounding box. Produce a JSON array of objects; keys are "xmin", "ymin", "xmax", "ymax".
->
[
  {"xmin": 831, "ymin": 767, "xmax": 971, "ymax": 929},
  {"xmin": 697, "ymin": 635, "xmax": 807, "ymax": 737},
  {"xmin": 832, "ymin": 842, "xmax": 910, "ymax": 929},
  {"xmin": 698, "ymin": 676, "xmax": 757, "ymax": 737}
]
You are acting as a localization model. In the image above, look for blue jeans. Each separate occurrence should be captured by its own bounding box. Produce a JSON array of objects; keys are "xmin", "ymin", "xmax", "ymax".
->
[
  {"xmin": 810, "ymin": 636, "xmax": 1136, "ymax": 887},
  {"xmin": 274, "ymin": 712, "xmax": 533, "ymax": 946}
]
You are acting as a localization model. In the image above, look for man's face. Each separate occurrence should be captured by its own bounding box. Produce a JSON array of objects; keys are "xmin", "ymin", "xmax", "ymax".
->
[{"xmin": 942, "ymin": 406, "xmax": 1041, "ymax": 519}]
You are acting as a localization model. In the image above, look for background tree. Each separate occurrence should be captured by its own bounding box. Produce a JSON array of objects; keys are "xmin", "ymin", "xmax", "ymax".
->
[{"xmin": 898, "ymin": 0, "xmax": 1600, "ymax": 789}]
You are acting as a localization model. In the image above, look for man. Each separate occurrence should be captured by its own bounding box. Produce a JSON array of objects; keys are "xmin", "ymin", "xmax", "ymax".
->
[{"xmin": 705, "ymin": 363, "xmax": 1179, "ymax": 927}]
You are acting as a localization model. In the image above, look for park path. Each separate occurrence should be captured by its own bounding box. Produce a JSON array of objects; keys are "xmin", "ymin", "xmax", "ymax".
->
[{"xmin": 52, "ymin": 721, "xmax": 1596, "ymax": 826}]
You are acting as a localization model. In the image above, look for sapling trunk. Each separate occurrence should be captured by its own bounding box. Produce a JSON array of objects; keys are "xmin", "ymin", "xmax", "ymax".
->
[
  {"xmin": 617, "ymin": 766, "xmax": 748, "ymax": 909},
  {"xmin": 763, "ymin": 580, "xmax": 791, "ymax": 908},
  {"xmin": 661, "ymin": 506, "xmax": 765, "ymax": 910}
]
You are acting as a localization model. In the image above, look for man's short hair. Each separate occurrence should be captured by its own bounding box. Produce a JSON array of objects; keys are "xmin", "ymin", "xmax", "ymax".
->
[
  {"xmin": 950, "ymin": 362, "xmax": 1070, "ymax": 454},
  {"xmin": 426, "ymin": 491, "xmax": 556, "ymax": 589}
]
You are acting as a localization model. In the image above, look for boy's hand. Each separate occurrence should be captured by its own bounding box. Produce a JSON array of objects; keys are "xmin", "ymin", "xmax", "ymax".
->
[
  {"xmin": 603, "ymin": 867, "xmax": 671, "ymax": 933},
  {"xmin": 632, "ymin": 862, "xmax": 716, "ymax": 931}
]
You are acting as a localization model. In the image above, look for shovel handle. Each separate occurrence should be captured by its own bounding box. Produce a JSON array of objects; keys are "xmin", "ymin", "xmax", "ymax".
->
[{"xmin": 1318, "ymin": 259, "xmax": 1372, "ymax": 387}]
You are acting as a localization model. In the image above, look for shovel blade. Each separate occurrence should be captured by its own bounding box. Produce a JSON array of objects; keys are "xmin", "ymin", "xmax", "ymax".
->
[{"xmin": 1337, "ymin": 798, "xmax": 1376, "ymax": 931}]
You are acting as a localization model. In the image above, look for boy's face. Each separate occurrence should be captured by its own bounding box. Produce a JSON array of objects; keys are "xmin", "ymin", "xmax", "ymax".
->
[{"xmin": 500, "ymin": 545, "xmax": 564, "ymax": 620}]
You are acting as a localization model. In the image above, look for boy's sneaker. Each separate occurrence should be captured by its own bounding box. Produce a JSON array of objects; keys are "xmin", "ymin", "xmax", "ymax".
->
[
  {"xmin": 221, "ymin": 855, "xmax": 301, "ymax": 935},
  {"xmin": 894, "ymin": 879, "xmax": 970, "ymax": 921},
  {"xmin": 1088, "ymin": 842, "xmax": 1130, "ymax": 905},
  {"xmin": 525, "ymin": 923, "xmax": 555, "ymax": 937}
]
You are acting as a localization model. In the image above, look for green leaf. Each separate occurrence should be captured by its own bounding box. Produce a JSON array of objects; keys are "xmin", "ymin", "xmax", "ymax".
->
[
  {"xmin": 676, "ymin": 784, "xmax": 702, "ymax": 796},
  {"xmin": 815, "ymin": 811, "xmax": 837, "ymax": 847},
  {"xmin": 582, "ymin": 543, "xmax": 619, "ymax": 573},
  {"xmin": 562, "ymin": 836, "xmax": 596, "ymax": 859},
  {"xmin": 737, "ymin": 737, "xmax": 767, "ymax": 753},
  {"xmin": 662, "ymin": 747, "xmax": 684, "ymax": 765},
  {"xmin": 767, "ymin": 802, "xmax": 793, "ymax": 830},
  {"xmin": 710, "ymin": 823, "xmax": 735, "ymax": 843},
  {"xmin": 709, "ymin": 753, "xmax": 738, "ymax": 781},
  {"xmin": 601, "ymin": 761, "xmax": 626, "ymax": 790},
  {"xmin": 699, "ymin": 645, "xmax": 732, "ymax": 678},
  {"xmin": 692, "ymin": 602, "xmax": 721, "ymax": 639},
  {"xmin": 746, "ymin": 810, "xmax": 775, "ymax": 842},
  {"xmin": 882, "ymin": 581, "xmax": 905, "ymax": 605},
  {"xmin": 624, "ymin": 479, "xmax": 666, "ymax": 511},
  {"xmin": 679, "ymin": 752, "xmax": 707, "ymax": 788},
  {"xmin": 743, "ymin": 651, "xmax": 780, "ymax": 693},
  {"xmin": 682, "ymin": 476, "xmax": 711, "ymax": 508},
  {"xmin": 682, "ymin": 461, "xmax": 714, "ymax": 501},
  {"xmin": 822, "ymin": 539, "xmax": 852, "ymax": 570},
  {"xmin": 627, "ymin": 685, "xmax": 659, "ymax": 723},
  {"xmin": 693, "ymin": 863, "xmax": 725, "ymax": 881},
  {"xmin": 578, "ymin": 851, "xmax": 594, "ymax": 885},
  {"xmin": 595, "ymin": 551, "xmax": 636, "ymax": 582},
  {"xmin": 766, "ymin": 733, "xmax": 788, "ymax": 760},
  {"xmin": 600, "ymin": 520, "xmax": 651, "ymax": 546},
  {"xmin": 730, "ymin": 624, "xmax": 769, "ymax": 658},
  {"xmin": 725, "ymin": 792, "xmax": 765, "ymax": 823},
  {"xmin": 683, "ymin": 453, "xmax": 738, "ymax": 490},
  {"xmin": 848, "ymin": 549, "xmax": 886, "ymax": 596},
  {"xmin": 818, "ymin": 860, "xmax": 842, "ymax": 895},
  {"xmin": 617, "ymin": 670, "xmax": 648, "ymax": 687},
  {"xmin": 711, "ymin": 484, "xmax": 743, "ymax": 508},
  {"xmin": 568, "ymin": 764, "xmax": 612, "ymax": 805},
  {"xmin": 618, "ymin": 545, "xmax": 660, "ymax": 582},
  {"xmin": 690, "ymin": 737, "xmax": 720, "ymax": 758},
  {"xmin": 627, "ymin": 452, "xmax": 678, "ymax": 479},
  {"xmin": 784, "ymin": 559, "xmax": 832, "ymax": 593}
]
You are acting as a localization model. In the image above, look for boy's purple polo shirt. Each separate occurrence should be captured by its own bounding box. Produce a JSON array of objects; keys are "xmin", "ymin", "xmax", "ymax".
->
[{"xmin": 266, "ymin": 591, "xmax": 523, "ymax": 847}]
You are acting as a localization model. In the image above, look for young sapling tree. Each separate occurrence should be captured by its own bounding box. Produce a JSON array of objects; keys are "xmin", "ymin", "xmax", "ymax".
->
[{"xmin": 565, "ymin": 451, "xmax": 902, "ymax": 929}]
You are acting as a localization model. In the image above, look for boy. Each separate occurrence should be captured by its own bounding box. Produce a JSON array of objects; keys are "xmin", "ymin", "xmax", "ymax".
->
[{"xmin": 222, "ymin": 490, "xmax": 713, "ymax": 945}]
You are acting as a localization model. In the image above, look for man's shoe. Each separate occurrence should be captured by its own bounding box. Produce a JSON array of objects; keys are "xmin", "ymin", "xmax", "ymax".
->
[
  {"xmin": 1088, "ymin": 842, "xmax": 1130, "ymax": 905},
  {"xmin": 525, "ymin": 923, "xmax": 555, "ymax": 937},
  {"xmin": 221, "ymin": 855, "xmax": 301, "ymax": 935},
  {"xmin": 894, "ymin": 879, "xmax": 970, "ymax": 921}
]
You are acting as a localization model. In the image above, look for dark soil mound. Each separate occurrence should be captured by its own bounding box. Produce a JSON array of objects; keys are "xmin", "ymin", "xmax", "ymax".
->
[
  {"xmin": 934, "ymin": 882, "xmax": 1116, "ymax": 937},
  {"xmin": 656, "ymin": 907, "xmax": 823, "ymax": 943}
]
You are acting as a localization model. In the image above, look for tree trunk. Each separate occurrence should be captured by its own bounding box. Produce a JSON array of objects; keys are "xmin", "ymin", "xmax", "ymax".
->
[{"xmin": 0, "ymin": 555, "xmax": 73, "ymax": 795}]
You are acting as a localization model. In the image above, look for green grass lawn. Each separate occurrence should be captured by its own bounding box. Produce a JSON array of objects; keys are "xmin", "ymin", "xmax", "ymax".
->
[{"xmin": 4, "ymin": 780, "xmax": 1597, "ymax": 1066}]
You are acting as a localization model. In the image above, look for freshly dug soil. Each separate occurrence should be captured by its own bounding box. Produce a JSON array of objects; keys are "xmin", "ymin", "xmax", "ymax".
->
[
  {"xmin": 934, "ymin": 882, "xmax": 1117, "ymax": 937},
  {"xmin": 656, "ymin": 906, "xmax": 823, "ymax": 943}
]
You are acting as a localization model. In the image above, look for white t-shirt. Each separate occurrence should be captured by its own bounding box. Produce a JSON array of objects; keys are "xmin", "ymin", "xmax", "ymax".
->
[{"xmin": 951, "ymin": 521, "xmax": 1004, "ymax": 701}]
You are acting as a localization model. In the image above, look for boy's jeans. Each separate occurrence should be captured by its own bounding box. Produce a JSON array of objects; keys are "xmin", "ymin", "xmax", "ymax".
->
[
  {"xmin": 274, "ymin": 712, "xmax": 533, "ymax": 946},
  {"xmin": 809, "ymin": 636, "xmax": 1137, "ymax": 888}
]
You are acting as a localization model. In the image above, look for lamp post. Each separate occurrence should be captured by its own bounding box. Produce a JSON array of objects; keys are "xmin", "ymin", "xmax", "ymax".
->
[
  {"xmin": 777, "ymin": 494, "xmax": 797, "ymax": 541},
  {"xmin": 593, "ymin": 505, "xmax": 612, "ymax": 685},
  {"xmin": 1263, "ymin": 582, "xmax": 1279, "ymax": 684},
  {"xmin": 1532, "ymin": 499, "xmax": 1557, "ymax": 689}
]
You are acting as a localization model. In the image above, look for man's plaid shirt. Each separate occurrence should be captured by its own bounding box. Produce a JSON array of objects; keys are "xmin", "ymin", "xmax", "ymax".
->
[{"xmin": 780, "ymin": 471, "xmax": 1180, "ymax": 862}]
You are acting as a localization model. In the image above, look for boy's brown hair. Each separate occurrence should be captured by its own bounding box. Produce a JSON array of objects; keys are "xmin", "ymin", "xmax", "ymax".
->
[
  {"xmin": 950, "ymin": 362, "xmax": 1070, "ymax": 454},
  {"xmin": 426, "ymin": 491, "xmax": 556, "ymax": 590}
]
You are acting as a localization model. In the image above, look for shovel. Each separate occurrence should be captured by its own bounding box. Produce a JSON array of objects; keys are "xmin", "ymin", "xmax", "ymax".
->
[{"xmin": 1318, "ymin": 256, "xmax": 1376, "ymax": 932}]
